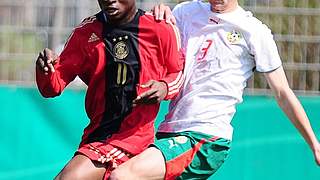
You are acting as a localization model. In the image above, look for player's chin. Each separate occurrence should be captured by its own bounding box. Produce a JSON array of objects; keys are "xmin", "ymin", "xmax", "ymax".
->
[{"xmin": 105, "ymin": 11, "xmax": 121, "ymax": 20}]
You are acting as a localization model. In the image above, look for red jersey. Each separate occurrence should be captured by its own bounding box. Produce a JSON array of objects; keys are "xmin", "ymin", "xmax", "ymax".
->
[{"xmin": 36, "ymin": 10, "xmax": 184, "ymax": 155}]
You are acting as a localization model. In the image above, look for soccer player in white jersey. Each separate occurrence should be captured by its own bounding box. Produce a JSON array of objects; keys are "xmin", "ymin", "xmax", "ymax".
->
[{"xmin": 109, "ymin": 0, "xmax": 320, "ymax": 179}]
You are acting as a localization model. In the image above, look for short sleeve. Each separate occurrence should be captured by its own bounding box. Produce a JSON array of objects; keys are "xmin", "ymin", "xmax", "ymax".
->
[{"xmin": 250, "ymin": 24, "xmax": 282, "ymax": 72}]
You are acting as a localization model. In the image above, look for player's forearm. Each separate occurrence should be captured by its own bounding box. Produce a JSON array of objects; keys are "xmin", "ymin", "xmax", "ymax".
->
[
  {"xmin": 160, "ymin": 70, "xmax": 184, "ymax": 100},
  {"xmin": 276, "ymin": 89, "xmax": 319, "ymax": 149}
]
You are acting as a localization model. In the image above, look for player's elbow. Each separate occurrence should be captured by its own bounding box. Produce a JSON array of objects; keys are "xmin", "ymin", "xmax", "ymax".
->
[
  {"xmin": 41, "ymin": 92, "xmax": 60, "ymax": 98},
  {"xmin": 273, "ymin": 87, "xmax": 294, "ymax": 107}
]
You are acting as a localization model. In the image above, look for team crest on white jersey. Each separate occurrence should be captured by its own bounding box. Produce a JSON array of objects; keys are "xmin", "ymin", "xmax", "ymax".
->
[{"xmin": 227, "ymin": 30, "xmax": 242, "ymax": 44}]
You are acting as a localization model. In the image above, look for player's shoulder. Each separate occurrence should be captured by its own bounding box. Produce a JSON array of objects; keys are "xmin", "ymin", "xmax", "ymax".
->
[
  {"xmin": 78, "ymin": 15, "xmax": 97, "ymax": 28},
  {"xmin": 73, "ymin": 13, "xmax": 102, "ymax": 34},
  {"xmin": 141, "ymin": 12, "xmax": 180, "ymax": 43},
  {"xmin": 67, "ymin": 13, "xmax": 103, "ymax": 44},
  {"xmin": 75, "ymin": 15, "xmax": 97, "ymax": 30},
  {"xmin": 172, "ymin": 0, "xmax": 207, "ymax": 22},
  {"xmin": 237, "ymin": 9, "xmax": 272, "ymax": 35},
  {"xmin": 175, "ymin": 0, "xmax": 199, "ymax": 8},
  {"xmin": 141, "ymin": 11, "xmax": 157, "ymax": 23},
  {"xmin": 142, "ymin": 11, "xmax": 177, "ymax": 31},
  {"xmin": 174, "ymin": 0, "xmax": 204, "ymax": 12},
  {"xmin": 229, "ymin": 7, "xmax": 271, "ymax": 36}
]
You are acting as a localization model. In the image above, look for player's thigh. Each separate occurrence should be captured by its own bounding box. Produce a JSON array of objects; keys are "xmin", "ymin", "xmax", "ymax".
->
[
  {"xmin": 177, "ymin": 138, "xmax": 231, "ymax": 179},
  {"xmin": 154, "ymin": 132, "xmax": 231, "ymax": 180},
  {"xmin": 55, "ymin": 154, "xmax": 106, "ymax": 180},
  {"xmin": 114, "ymin": 147, "xmax": 166, "ymax": 179}
]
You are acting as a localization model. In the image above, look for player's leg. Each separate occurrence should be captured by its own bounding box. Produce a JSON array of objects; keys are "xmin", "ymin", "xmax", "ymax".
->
[
  {"xmin": 55, "ymin": 153, "xmax": 106, "ymax": 180},
  {"xmin": 165, "ymin": 132, "xmax": 231, "ymax": 180},
  {"xmin": 110, "ymin": 132, "xmax": 231, "ymax": 180},
  {"xmin": 109, "ymin": 147, "xmax": 166, "ymax": 180}
]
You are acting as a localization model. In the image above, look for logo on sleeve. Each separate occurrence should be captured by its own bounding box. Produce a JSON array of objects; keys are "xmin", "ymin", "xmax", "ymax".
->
[
  {"xmin": 227, "ymin": 30, "xmax": 242, "ymax": 44},
  {"xmin": 88, "ymin": 33, "xmax": 100, "ymax": 42}
]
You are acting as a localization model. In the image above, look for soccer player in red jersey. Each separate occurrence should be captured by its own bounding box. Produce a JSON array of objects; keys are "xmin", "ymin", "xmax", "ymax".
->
[{"xmin": 35, "ymin": 0, "xmax": 184, "ymax": 179}]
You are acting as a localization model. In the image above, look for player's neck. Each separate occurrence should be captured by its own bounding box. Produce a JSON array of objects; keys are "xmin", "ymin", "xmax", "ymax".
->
[{"xmin": 211, "ymin": 2, "xmax": 238, "ymax": 14}]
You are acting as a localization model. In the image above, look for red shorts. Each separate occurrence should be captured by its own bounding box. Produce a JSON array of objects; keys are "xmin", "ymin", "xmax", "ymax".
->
[{"xmin": 77, "ymin": 142, "xmax": 133, "ymax": 179}]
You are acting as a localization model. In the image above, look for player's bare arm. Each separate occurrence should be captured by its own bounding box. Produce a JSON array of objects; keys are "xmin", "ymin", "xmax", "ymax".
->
[
  {"xmin": 264, "ymin": 66, "xmax": 320, "ymax": 166},
  {"xmin": 133, "ymin": 80, "xmax": 168, "ymax": 105},
  {"xmin": 36, "ymin": 48, "xmax": 58, "ymax": 75}
]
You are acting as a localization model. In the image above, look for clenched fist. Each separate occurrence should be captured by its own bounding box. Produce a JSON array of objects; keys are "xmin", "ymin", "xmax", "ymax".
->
[{"xmin": 36, "ymin": 48, "xmax": 58, "ymax": 75}]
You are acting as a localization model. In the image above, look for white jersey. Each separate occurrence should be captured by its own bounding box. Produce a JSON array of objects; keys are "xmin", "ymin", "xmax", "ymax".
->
[{"xmin": 157, "ymin": 1, "xmax": 282, "ymax": 140}]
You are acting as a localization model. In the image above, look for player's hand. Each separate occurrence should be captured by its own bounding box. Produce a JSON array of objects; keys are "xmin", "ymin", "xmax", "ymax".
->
[
  {"xmin": 151, "ymin": 3, "xmax": 176, "ymax": 24},
  {"xmin": 36, "ymin": 48, "xmax": 58, "ymax": 75},
  {"xmin": 313, "ymin": 142, "xmax": 320, "ymax": 166},
  {"xmin": 133, "ymin": 80, "xmax": 168, "ymax": 106}
]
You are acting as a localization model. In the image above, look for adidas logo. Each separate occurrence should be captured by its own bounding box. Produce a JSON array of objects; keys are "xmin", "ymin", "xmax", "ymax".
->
[{"xmin": 88, "ymin": 33, "xmax": 100, "ymax": 42}]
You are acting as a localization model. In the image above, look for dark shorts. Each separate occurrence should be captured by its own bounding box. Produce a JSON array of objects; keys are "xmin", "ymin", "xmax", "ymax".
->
[{"xmin": 153, "ymin": 131, "xmax": 231, "ymax": 180}]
